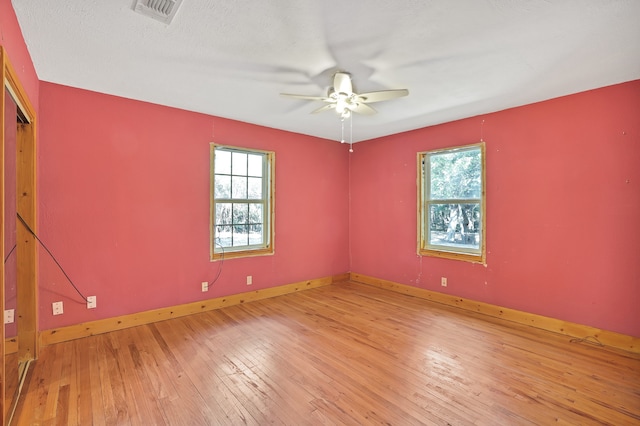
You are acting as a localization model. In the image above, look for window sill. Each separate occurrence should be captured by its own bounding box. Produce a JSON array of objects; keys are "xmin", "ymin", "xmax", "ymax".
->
[
  {"xmin": 211, "ymin": 247, "xmax": 274, "ymax": 261},
  {"xmin": 419, "ymin": 248, "xmax": 485, "ymax": 264}
]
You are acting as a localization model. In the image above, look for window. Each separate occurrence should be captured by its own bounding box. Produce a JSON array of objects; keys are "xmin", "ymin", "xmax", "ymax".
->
[
  {"xmin": 211, "ymin": 144, "xmax": 274, "ymax": 260},
  {"xmin": 418, "ymin": 143, "xmax": 485, "ymax": 263}
]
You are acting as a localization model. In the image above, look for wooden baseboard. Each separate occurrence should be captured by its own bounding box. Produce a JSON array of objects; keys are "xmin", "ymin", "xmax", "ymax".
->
[
  {"xmin": 350, "ymin": 272, "xmax": 640, "ymax": 354},
  {"xmin": 40, "ymin": 274, "xmax": 341, "ymax": 347},
  {"xmin": 36, "ymin": 271, "xmax": 639, "ymax": 354}
]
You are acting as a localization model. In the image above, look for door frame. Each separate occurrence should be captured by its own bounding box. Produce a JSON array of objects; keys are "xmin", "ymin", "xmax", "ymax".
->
[{"xmin": 1, "ymin": 45, "xmax": 38, "ymax": 425}]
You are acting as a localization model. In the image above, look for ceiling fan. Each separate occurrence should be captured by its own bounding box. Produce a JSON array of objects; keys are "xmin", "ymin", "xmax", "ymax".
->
[{"xmin": 281, "ymin": 71, "xmax": 409, "ymax": 119}]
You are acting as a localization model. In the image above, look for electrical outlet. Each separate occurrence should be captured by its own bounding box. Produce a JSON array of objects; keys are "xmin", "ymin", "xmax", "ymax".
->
[
  {"xmin": 441, "ymin": 277, "xmax": 448, "ymax": 287},
  {"xmin": 201, "ymin": 281, "xmax": 209, "ymax": 292},
  {"xmin": 52, "ymin": 301, "xmax": 64, "ymax": 315},
  {"xmin": 87, "ymin": 296, "xmax": 97, "ymax": 309},
  {"xmin": 246, "ymin": 275, "xmax": 252, "ymax": 285},
  {"xmin": 4, "ymin": 309, "xmax": 15, "ymax": 324}
]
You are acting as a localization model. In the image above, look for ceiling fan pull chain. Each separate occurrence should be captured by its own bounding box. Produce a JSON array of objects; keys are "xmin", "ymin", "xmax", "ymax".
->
[
  {"xmin": 349, "ymin": 115, "xmax": 354, "ymax": 153},
  {"xmin": 341, "ymin": 118, "xmax": 345, "ymax": 143}
]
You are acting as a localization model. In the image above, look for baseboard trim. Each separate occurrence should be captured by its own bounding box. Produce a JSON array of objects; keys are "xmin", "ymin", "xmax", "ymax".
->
[
  {"xmin": 40, "ymin": 274, "xmax": 342, "ymax": 347},
  {"xmin": 350, "ymin": 272, "xmax": 639, "ymax": 354}
]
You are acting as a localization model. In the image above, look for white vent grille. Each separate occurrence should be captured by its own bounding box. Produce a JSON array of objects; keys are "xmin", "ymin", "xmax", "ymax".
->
[{"xmin": 134, "ymin": 0, "xmax": 184, "ymax": 24}]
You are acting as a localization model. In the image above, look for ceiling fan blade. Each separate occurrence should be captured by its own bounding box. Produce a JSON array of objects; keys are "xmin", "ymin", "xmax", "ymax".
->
[
  {"xmin": 352, "ymin": 103, "xmax": 377, "ymax": 115},
  {"xmin": 357, "ymin": 89, "xmax": 409, "ymax": 103},
  {"xmin": 333, "ymin": 72, "xmax": 353, "ymax": 94},
  {"xmin": 280, "ymin": 93, "xmax": 329, "ymax": 101},
  {"xmin": 311, "ymin": 104, "xmax": 336, "ymax": 114}
]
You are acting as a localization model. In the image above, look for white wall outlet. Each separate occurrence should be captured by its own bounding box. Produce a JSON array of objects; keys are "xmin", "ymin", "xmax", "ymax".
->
[
  {"xmin": 441, "ymin": 277, "xmax": 448, "ymax": 287},
  {"xmin": 4, "ymin": 309, "xmax": 15, "ymax": 324},
  {"xmin": 246, "ymin": 275, "xmax": 252, "ymax": 285},
  {"xmin": 52, "ymin": 301, "xmax": 64, "ymax": 315},
  {"xmin": 87, "ymin": 296, "xmax": 97, "ymax": 309},
  {"xmin": 201, "ymin": 281, "xmax": 209, "ymax": 292}
]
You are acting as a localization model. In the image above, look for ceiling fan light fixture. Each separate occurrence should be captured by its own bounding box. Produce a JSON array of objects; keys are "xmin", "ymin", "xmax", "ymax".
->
[
  {"xmin": 281, "ymin": 71, "xmax": 407, "ymax": 118},
  {"xmin": 280, "ymin": 71, "xmax": 408, "ymax": 149}
]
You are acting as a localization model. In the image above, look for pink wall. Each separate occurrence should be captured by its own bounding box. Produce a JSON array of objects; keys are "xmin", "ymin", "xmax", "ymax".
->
[
  {"xmin": 350, "ymin": 80, "xmax": 640, "ymax": 337},
  {"xmin": 38, "ymin": 83, "xmax": 350, "ymax": 329},
  {"xmin": 6, "ymin": 0, "xmax": 640, "ymax": 338},
  {"xmin": 0, "ymin": 0, "xmax": 39, "ymax": 111}
]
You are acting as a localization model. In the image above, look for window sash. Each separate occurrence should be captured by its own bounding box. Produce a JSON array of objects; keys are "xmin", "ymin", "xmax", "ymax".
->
[
  {"xmin": 418, "ymin": 142, "xmax": 485, "ymax": 263},
  {"xmin": 211, "ymin": 145, "xmax": 274, "ymax": 260},
  {"xmin": 213, "ymin": 200, "xmax": 267, "ymax": 251},
  {"xmin": 424, "ymin": 201, "xmax": 482, "ymax": 255}
]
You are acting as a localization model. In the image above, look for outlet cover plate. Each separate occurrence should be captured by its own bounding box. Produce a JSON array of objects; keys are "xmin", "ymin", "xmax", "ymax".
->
[
  {"xmin": 52, "ymin": 301, "xmax": 64, "ymax": 315},
  {"xmin": 4, "ymin": 309, "xmax": 15, "ymax": 324},
  {"xmin": 87, "ymin": 296, "xmax": 97, "ymax": 309}
]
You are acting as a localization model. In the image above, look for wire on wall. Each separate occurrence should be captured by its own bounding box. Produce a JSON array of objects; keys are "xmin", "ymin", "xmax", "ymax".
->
[
  {"xmin": 4, "ymin": 244, "xmax": 16, "ymax": 264},
  {"xmin": 4, "ymin": 243, "xmax": 18, "ymax": 304},
  {"xmin": 12, "ymin": 214, "xmax": 226, "ymax": 305},
  {"xmin": 17, "ymin": 212, "xmax": 88, "ymax": 303},
  {"xmin": 210, "ymin": 239, "xmax": 225, "ymax": 286}
]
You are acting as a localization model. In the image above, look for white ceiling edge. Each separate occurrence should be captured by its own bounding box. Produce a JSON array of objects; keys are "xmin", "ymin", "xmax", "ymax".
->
[{"xmin": 12, "ymin": 0, "xmax": 640, "ymax": 143}]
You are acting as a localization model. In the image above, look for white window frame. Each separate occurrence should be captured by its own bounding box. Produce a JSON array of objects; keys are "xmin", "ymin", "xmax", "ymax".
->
[
  {"xmin": 418, "ymin": 142, "xmax": 486, "ymax": 264},
  {"xmin": 210, "ymin": 144, "xmax": 275, "ymax": 260}
]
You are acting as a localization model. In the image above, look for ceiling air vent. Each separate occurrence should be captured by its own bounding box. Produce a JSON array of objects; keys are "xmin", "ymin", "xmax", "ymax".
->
[{"xmin": 133, "ymin": 0, "xmax": 184, "ymax": 24}]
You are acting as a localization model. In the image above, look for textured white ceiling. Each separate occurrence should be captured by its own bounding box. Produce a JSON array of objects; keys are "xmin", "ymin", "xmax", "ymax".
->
[{"xmin": 11, "ymin": 0, "xmax": 640, "ymax": 142}]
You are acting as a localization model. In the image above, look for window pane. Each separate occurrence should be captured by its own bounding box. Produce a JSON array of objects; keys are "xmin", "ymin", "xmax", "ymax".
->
[
  {"xmin": 215, "ymin": 225, "xmax": 232, "ymax": 248},
  {"xmin": 428, "ymin": 203, "xmax": 481, "ymax": 250},
  {"xmin": 215, "ymin": 203, "xmax": 232, "ymax": 225},
  {"xmin": 247, "ymin": 154, "xmax": 263, "ymax": 177},
  {"xmin": 249, "ymin": 203, "xmax": 263, "ymax": 224},
  {"xmin": 232, "ymin": 152, "xmax": 247, "ymax": 175},
  {"xmin": 214, "ymin": 175, "xmax": 231, "ymax": 199},
  {"xmin": 430, "ymin": 148, "xmax": 481, "ymax": 200},
  {"xmin": 247, "ymin": 177, "xmax": 262, "ymax": 199},
  {"xmin": 231, "ymin": 176, "xmax": 247, "ymax": 199},
  {"xmin": 232, "ymin": 225, "xmax": 249, "ymax": 247},
  {"xmin": 233, "ymin": 203, "xmax": 248, "ymax": 225},
  {"xmin": 215, "ymin": 150, "xmax": 231, "ymax": 174},
  {"xmin": 249, "ymin": 224, "xmax": 263, "ymax": 245}
]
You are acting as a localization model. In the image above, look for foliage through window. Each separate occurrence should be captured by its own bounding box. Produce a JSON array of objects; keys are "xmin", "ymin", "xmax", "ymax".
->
[
  {"xmin": 418, "ymin": 143, "xmax": 485, "ymax": 263},
  {"xmin": 211, "ymin": 145, "xmax": 274, "ymax": 260}
]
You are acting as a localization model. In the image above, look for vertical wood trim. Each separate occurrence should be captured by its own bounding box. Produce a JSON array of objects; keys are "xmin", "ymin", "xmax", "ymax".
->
[
  {"xmin": 16, "ymin": 121, "xmax": 37, "ymax": 362},
  {"xmin": 0, "ymin": 45, "xmax": 7, "ymax": 426},
  {"xmin": 1, "ymin": 48, "xmax": 37, "ymax": 364},
  {"xmin": 416, "ymin": 152, "xmax": 423, "ymax": 256},
  {"xmin": 480, "ymin": 141, "xmax": 486, "ymax": 264},
  {"xmin": 1, "ymin": 47, "xmax": 38, "ymax": 426}
]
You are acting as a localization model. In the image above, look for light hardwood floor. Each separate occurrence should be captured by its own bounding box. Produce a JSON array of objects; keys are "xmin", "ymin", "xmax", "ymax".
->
[{"xmin": 11, "ymin": 281, "xmax": 640, "ymax": 425}]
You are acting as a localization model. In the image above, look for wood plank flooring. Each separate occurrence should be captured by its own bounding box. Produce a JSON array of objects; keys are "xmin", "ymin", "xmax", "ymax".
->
[
  {"xmin": 4, "ymin": 352, "xmax": 20, "ymax": 421},
  {"xmin": 12, "ymin": 281, "xmax": 640, "ymax": 425}
]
